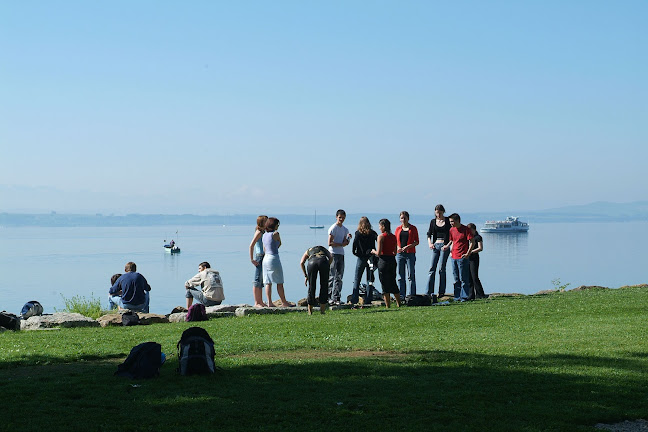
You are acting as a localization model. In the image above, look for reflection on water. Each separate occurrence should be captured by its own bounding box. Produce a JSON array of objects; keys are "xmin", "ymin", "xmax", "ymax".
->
[{"xmin": 481, "ymin": 232, "xmax": 529, "ymax": 270}]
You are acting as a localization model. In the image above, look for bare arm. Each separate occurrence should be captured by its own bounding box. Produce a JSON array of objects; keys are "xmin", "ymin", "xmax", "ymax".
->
[
  {"xmin": 249, "ymin": 230, "xmax": 263, "ymax": 264},
  {"xmin": 300, "ymin": 251, "xmax": 309, "ymax": 278},
  {"xmin": 274, "ymin": 231, "xmax": 282, "ymax": 248},
  {"xmin": 471, "ymin": 239, "xmax": 483, "ymax": 254},
  {"xmin": 462, "ymin": 240, "xmax": 475, "ymax": 259},
  {"xmin": 373, "ymin": 235, "xmax": 384, "ymax": 255}
]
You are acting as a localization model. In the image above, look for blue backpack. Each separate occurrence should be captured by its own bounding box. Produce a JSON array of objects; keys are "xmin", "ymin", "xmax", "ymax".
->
[{"xmin": 20, "ymin": 301, "xmax": 44, "ymax": 319}]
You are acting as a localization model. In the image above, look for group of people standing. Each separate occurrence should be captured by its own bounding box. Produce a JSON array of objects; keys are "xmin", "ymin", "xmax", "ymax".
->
[{"xmin": 248, "ymin": 206, "xmax": 487, "ymax": 314}]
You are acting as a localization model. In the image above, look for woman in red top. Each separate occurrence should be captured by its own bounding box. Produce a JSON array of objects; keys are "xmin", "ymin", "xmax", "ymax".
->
[
  {"xmin": 372, "ymin": 218, "xmax": 401, "ymax": 308},
  {"xmin": 395, "ymin": 211, "xmax": 419, "ymax": 298}
]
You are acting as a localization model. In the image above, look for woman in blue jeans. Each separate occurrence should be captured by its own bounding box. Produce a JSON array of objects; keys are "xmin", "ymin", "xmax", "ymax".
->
[
  {"xmin": 248, "ymin": 215, "xmax": 268, "ymax": 307},
  {"xmin": 426, "ymin": 204, "xmax": 451, "ymax": 297},
  {"xmin": 395, "ymin": 211, "xmax": 419, "ymax": 298},
  {"xmin": 350, "ymin": 217, "xmax": 378, "ymax": 305}
]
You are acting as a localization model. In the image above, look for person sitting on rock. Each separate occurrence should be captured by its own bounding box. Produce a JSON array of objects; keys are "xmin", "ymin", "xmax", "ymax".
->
[
  {"xmin": 109, "ymin": 262, "xmax": 151, "ymax": 313},
  {"xmin": 184, "ymin": 261, "xmax": 225, "ymax": 309}
]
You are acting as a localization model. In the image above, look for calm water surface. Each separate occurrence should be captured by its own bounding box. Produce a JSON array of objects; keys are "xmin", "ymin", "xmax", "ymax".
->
[{"xmin": 1, "ymin": 221, "xmax": 645, "ymax": 314}]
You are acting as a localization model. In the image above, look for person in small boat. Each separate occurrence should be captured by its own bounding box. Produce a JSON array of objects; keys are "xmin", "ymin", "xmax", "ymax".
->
[
  {"xmin": 109, "ymin": 262, "xmax": 151, "ymax": 313},
  {"xmin": 300, "ymin": 245, "xmax": 332, "ymax": 315},
  {"xmin": 170, "ymin": 239, "xmax": 175, "ymax": 248},
  {"xmin": 184, "ymin": 261, "xmax": 225, "ymax": 309},
  {"xmin": 372, "ymin": 218, "xmax": 401, "ymax": 308},
  {"xmin": 262, "ymin": 217, "xmax": 293, "ymax": 307},
  {"xmin": 466, "ymin": 223, "xmax": 487, "ymax": 299},
  {"xmin": 249, "ymin": 215, "xmax": 268, "ymax": 307}
]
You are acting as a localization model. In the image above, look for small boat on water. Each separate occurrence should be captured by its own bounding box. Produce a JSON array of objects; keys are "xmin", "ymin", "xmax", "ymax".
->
[
  {"xmin": 164, "ymin": 235, "xmax": 181, "ymax": 253},
  {"xmin": 310, "ymin": 210, "xmax": 324, "ymax": 229},
  {"xmin": 482, "ymin": 216, "xmax": 529, "ymax": 233}
]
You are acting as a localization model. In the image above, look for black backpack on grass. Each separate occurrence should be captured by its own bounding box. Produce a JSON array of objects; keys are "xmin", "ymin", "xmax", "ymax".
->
[
  {"xmin": 0, "ymin": 312, "xmax": 20, "ymax": 331},
  {"xmin": 405, "ymin": 294, "xmax": 434, "ymax": 307},
  {"xmin": 121, "ymin": 310, "xmax": 140, "ymax": 326},
  {"xmin": 177, "ymin": 326, "xmax": 216, "ymax": 375},
  {"xmin": 115, "ymin": 342, "xmax": 163, "ymax": 379}
]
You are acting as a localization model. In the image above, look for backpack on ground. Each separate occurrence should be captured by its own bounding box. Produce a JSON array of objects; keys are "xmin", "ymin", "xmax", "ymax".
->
[
  {"xmin": 177, "ymin": 326, "xmax": 216, "ymax": 376},
  {"xmin": 121, "ymin": 310, "xmax": 140, "ymax": 326},
  {"xmin": 186, "ymin": 303, "xmax": 207, "ymax": 322},
  {"xmin": 405, "ymin": 294, "xmax": 434, "ymax": 307},
  {"xmin": 0, "ymin": 312, "xmax": 21, "ymax": 331},
  {"xmin": 114, "ymin": 341, "xmax": 163, "ymax": 379},
  {"xmin": 20, "ymin": 301, "xmax": 44, "ymax": 319}
]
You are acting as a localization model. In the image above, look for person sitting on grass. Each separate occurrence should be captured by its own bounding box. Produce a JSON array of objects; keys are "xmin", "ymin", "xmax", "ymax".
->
[
  {"xmin": 184, "ymin": 261, "xmax": 225, "ymax": 309},
  {"xmin": 300, "ymin": 245, "xmax": 332, "ymax": 315},
  {"xmin": 109, "ymin": 262, "xmax": 151, "ymax": 313}
]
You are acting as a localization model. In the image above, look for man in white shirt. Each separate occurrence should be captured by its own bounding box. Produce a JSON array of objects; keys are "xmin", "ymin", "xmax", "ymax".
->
[
  {"xmin": 185, "ymin": 261, "xmax": 225, "ymax": 309},
  {"xmin": 328, "ymin": 209, "xmax": 351, "ymax": 305}
]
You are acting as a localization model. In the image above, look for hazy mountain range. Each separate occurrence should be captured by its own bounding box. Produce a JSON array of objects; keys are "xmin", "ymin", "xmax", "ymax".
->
[{"xmin": 1, "ymin": 201, "xmax": 647, "ymax": 227}]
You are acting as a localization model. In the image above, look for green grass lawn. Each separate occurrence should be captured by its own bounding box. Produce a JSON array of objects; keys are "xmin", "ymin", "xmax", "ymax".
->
[{"xmin": 1, "ymin": 286, "xmax": 646, "ymax": 431}]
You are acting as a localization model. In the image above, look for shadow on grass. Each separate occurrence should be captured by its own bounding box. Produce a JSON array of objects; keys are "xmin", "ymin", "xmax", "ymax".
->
[{"xmin": 0, "ymin": 349, "xmax": 646, "ymax": 432}]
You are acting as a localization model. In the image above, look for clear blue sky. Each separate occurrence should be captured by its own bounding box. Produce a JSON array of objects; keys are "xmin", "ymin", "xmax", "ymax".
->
[{"xmin": 1, "ymin": 1, "xmax": 646, "ymax": 216}]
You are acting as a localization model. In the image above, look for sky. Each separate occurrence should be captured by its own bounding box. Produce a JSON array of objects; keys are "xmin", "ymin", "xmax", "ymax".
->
[{"xmin": 1, "ymin": 1, "xmax": 646, "ymax": 216}]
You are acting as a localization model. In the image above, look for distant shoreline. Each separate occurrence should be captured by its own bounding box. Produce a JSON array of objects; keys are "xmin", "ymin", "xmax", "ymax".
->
[{"xmin": 2, "ymin": 209, "xmax": 648, "ymax": 227}]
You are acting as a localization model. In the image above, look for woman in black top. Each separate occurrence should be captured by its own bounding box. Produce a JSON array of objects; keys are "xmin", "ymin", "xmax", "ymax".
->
[
  {"xmin": 426, "ymin": 204, "xmax": 451, "ymax": 297},
  {"xmin": 467, "ymin": 223, "xmax": 486, "ymax": 299},
  {"xmin": 350, "ymin": 217, "xmax": 378, "ymax": 305}
]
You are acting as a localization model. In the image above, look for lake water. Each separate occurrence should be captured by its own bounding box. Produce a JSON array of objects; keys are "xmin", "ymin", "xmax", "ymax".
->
[{"xmin": 1, "ymin": 221, "xmax": 645, "ymax": 315}]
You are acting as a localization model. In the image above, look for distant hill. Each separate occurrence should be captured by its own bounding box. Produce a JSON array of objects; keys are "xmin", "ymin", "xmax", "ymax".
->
[{"xmin": 1, "ymin": 201, "xmax": 647, "ymax": 227}]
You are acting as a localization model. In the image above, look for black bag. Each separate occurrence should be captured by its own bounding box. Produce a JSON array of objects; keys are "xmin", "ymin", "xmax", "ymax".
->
[
  {"xmin": 177, "ymin": 326, "xmax": 216, "ymax": 376},
  {"xmin": 0, "ymin": 312, "xmax": 20, "ymax": 331},
  {"xmin": 122, "ymin": 311, "xmax": 140, "ymax": 326},
  {"xmin": 115, "ymin": 342, "xmax": 163, "ymax": 379},
  {"xmin": 405, "ymin": 294, "xmax": 433, "ymax": 307}
]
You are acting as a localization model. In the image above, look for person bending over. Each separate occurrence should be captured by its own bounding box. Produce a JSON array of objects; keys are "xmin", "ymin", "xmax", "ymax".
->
[{"xmin": 300, "ymin": 246, "xmax": 332, "ymax": 315}]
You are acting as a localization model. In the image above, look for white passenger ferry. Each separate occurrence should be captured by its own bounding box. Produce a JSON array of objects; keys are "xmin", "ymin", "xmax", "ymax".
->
[{"xmin": 482, "ymin": 216, "xmax": 529, "ymax": 233}]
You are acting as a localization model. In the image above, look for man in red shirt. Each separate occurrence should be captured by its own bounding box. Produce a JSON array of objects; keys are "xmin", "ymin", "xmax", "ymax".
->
[{"xmin": 442, "ymin": 213, "xmax": 474, "ymax": 301}]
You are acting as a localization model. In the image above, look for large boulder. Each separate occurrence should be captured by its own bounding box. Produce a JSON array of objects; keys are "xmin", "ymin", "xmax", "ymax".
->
[
  {"xmin": 206, "ymin": 304, "xmax": 249, "ymax": 313},
  {"xmin": 96, "ymin": 312, "xmax": 169, "ymax": 327},
  {"xmin": 570, "ymin": 285, "xmax": 609, "ymax": 291},
  {"xmin": 168, "ymin": 311, "xmax": 236, "ymax": 322},
  {"xmin": 534, "ymin": 289, "xmax": 559, "ymax": 295},
  {"xmin": 235, "ymin": 306, "xmax": 309, "ymax": 316},
  {"xmin": 96, "ymin": 313, "xmax": 122, "ymax": 327},
  {"xmin": 21, "ymin": 313, "xmax": 100, "ymax": 330},
  {"xmin": 168, "ymin": 312, "xmax": 186, "ymax": 323},
  {"xmin": 138, "ymin": 313, "xmax": 169, "ymax": 325}
]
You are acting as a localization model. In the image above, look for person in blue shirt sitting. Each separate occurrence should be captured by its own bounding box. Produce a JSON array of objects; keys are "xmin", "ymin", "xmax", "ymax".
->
[{"xmin": 109, "ymin": 262, "xmax": 151, "ymax": 313}]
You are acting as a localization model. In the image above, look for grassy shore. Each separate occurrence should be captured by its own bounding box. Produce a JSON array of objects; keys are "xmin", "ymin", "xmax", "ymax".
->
[{"xmin": 1, "ymin": 285, "xmax": 646, "ymax": 431}]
